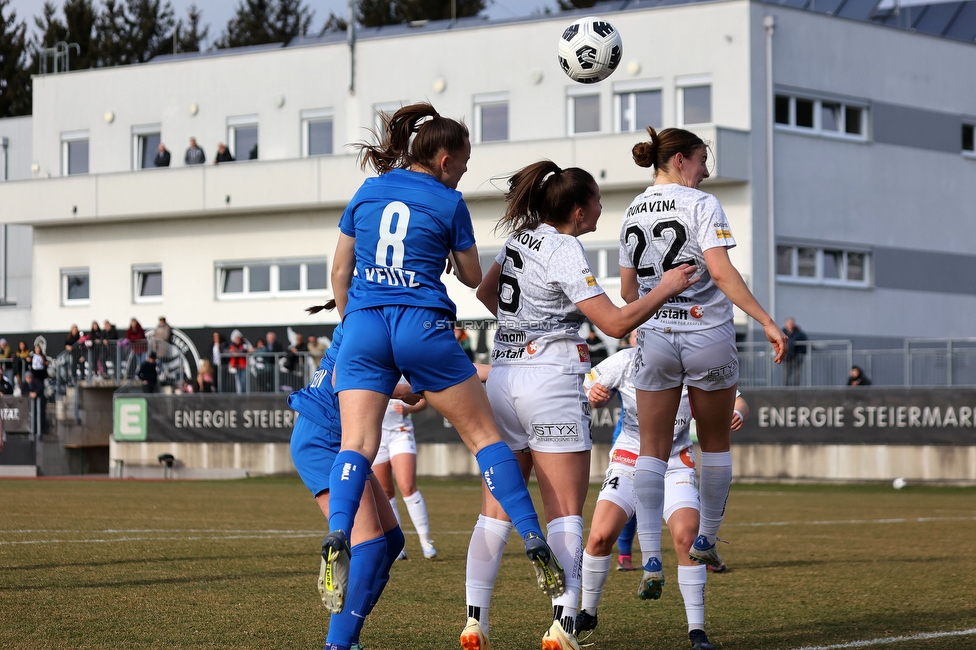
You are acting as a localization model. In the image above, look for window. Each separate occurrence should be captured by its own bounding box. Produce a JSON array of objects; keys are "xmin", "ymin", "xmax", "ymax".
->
[
  {"xmin": 568, "ymin": 94, "xmax": 600, "ymax": 134},
  {"xmin": 374, "ymin": 102, "xmax": 405, "ymax": 134},
  {"xmin": 776, "ymin": 245, "xmax": 870, "ymax": 287},
  {"xmin": 61, "ymin": 130, "xmax": 89, "ymax": 176},
  {"xmin": 132, "ymin": 125, "xmax": 161, "ymax": 169},
  {"xmin": 302, "ymin": 109, "xmax": 334, "ymax": 156},
  {"xmin": 614, "ymin": 81, "xmax": 662, "ymax": 133},
  {"xmin": 775, "ymin": 94, "xmax": 867, "ymax": 140},
  {"xmin": 963, "ymin": 124, "xmax": 974, "ymax": 154},
  {"xmin": 583, "ymin": 244, "xmax": 621, "ymax": 280},
  {"xmin": 134, "ymin": 266, "xmax": 162, "ymax": 302},
  {"xmin": 227, "ymin": 115, "xmax": 259, "ymax": 161},
  {"xmin": 474, "ymin": 93, "xmax": 509, "ymax": 143},
  {"xmin": 62, "ymin": 268, "xmax": 90, "ymax": 305},
  {"xmin": 216, "ymin": 259, "xmax": 329, "ymax": 300},
  {"xmin": 680, "ymin": 85, "xmax": 711, "ymax": 125}
]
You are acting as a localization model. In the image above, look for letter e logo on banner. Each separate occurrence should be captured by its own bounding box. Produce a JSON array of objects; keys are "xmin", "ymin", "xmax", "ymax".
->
[{"xmin": 114, "ymin": 398, "xmax": 148, "ymax": 441}]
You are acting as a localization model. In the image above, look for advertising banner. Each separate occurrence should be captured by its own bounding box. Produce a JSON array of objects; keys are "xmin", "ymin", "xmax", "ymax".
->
[{"xmin": 0, "ymin": 396, "xmax": 32, "ymax": 433}]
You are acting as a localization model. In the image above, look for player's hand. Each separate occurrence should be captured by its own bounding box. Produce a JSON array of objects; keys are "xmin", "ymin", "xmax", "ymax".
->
[
  {"xmin": 731, "ymin": 411, "xmax": 744, "ymax": 431},
  {"xmin": 588, "ymin": 383, "xmax": 611, "ymax": 407},
  {"xmin": 393, "ymin": 402, "xmax": 406, "ymax": 414},
  {"xmin": 445, "ymin": 254, "xmax": 456, "ymax": 276},
  {"xmin": 765, "ymin": 322, "xmax": 788, "ymax": 364},
  {"xmin": 658, "ymin": 264, "xmax": 699, "ymax": 297}
]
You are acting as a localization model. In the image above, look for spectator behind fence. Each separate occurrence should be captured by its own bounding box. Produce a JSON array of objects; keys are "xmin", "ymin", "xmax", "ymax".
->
[
  {"xmin": 126, "ymin": 318, "xmax": 148, "ymax": 362},
  {"xmin": 215, "ymin": 142, "xmax": 234, "ymax": 164},
  {"xmin": 306, "ymin": 334, "xmax": 327, "ymax": 366},
  {"xmin": 195, "ymin": 359, "xmax": 216, "ymax": 393},
  {"xmin": 14, "ymin": 341, "xmax": 30, "ymax": 380},
  {"xmin": 65, "ymin": 324, "xmax": 81, "ymax": 350},
  {"xmin": 228, "ymin": 332, "xmax": 250, "ymax": 394},
  {"xmin": 265, "ymin": 331, "xmax": 284, "ymax": 354},
  {"xmin": 0, "ymin": 372, "xmax": 13, "ymax": 395},
  {"xmin": 0, "ymin": 338, "xmax": 12, "ymax": 382},
  {"xmin": 102, "ymin": 320, "xmax": 118, "ymax": 342},
  {"xmin": 284, "ymin": 333, "xmax": 306, "ymax": 373},
  {"xmin": 211, "ymin": 331, "xmax": 226, "ymax": 368},
  {"xmin": 65, "ymin": 325, "xmax": 84, "ymax": 379},
  {"xmin": 154, "ymin": 316, "xmax": 172, "ymax": 355},
  {"xmin": 154, "ymin": 143, "xmax": 171, "ymax": 167},
  {"xmin": 783, "ymin": 317, "xmax": 808, "ymax": 387},
  {"xmin": 138, "ymin": 352, "xmax": 158, "ymax": 393},
  {"xmin": 87, "ymin": 320, "xmax": 105, "ymax": 376},
  {"xmin": 21, "ymin": 370, "xmax": 45, "ymax": 432},
  {"xmin": 31, "ymin": 344, "xmax": 48, "ymax": 381},
  {"xmin": 847, "ymin": 365, "xmax": 872, "ymax": 386},
  {"xmin": 185, "ymin": 137, "xmax": 206, "ymax": 165}
]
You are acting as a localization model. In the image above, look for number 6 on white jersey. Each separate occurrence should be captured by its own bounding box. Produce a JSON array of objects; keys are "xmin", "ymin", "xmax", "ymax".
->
[{"xmin": 375, "ymin": 201, "xmax": 411, "ymax": 267}]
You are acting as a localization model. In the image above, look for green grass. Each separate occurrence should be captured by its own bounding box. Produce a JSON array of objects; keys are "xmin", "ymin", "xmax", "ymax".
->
[{"xmin": 1, "ymin": 478, "xmax": 975, "ymax": 649}]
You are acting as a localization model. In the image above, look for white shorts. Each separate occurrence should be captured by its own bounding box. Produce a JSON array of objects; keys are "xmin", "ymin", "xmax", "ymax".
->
[
  {"xmin": 374, "ymin": 425, "xmax": 417, "ymax": 465},
  {"xmin": 634, "ymin": 320, "xmax": 739, "ymax": 391},
  {"xmin": 486, "ymin": 365, "xmax": 592, "ymax": 454},
  {"xmin": 596, "ymin": 448, "xmax": 700, "ymax": 522}
]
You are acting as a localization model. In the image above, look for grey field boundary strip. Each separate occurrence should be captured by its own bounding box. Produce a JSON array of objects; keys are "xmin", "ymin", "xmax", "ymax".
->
[
  {"xmin": 4, "ymin": 515, "xmax": 976, "ymax": 545},
  {"xmin": 790, "ymin": 627, "xmax": 976, "ymax": 649}
]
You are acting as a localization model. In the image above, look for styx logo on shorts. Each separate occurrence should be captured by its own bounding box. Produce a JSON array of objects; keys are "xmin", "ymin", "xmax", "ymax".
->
[
  {"xmin": 690, "ymin": 306, "xmax": 704, "ymax": 319},
  {"xmin": 705, "ymin": 360, "xmax": 739, "ymax": 383},
  {"xmin": 532, "ymin": 422, "xmax": 580, "ymax": 442}
]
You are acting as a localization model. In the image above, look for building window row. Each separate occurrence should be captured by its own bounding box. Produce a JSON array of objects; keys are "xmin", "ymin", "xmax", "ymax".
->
[
  {"xmin": 775, "ymin": 94, "xmax": 867, "ymax": 140},
  {"xmin": 776, "ymin": 245, "xmax": 870, "ymax": 287},
  {"xmin": 570, "ymin": 81, "xmax": 711, "ymax": 136},
  {"xmin": 217, "ymin": 258, "xmax": 329, "ymax": 300}
]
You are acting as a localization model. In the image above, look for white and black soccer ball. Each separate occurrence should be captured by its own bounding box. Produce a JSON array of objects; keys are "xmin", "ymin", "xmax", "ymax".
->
[{"xmin": 557, "ymin": 16, "xmax": 623, "ymax": 84}]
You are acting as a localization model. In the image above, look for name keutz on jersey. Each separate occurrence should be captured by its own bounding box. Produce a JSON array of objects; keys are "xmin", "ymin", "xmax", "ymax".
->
[{"xmin": 362, "ymin": 266, "xmax": 421, "ymax": 287}]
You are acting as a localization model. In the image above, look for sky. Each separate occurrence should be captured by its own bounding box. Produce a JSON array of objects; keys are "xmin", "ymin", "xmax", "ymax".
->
[{"xmin": 7, "ymin": 0, "xmax": 558, "ymax": 44}]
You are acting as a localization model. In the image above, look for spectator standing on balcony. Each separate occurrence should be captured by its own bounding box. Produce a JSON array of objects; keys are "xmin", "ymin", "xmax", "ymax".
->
[
  {"xmin": 0, "ymin": 338, "xmax": 12, "ymax": 383},
  {"xmin": 185, "ymin": 137, "xmax": 205, "ymax": 165},
  {"xmin": 228, "ymin": 331, "xmax": 250, "ymax": 394},
  {"xmin": 154, "ymin": 143, "xmax": 171, "ymax": 167},
  {"xmin": 285, "ymin": 333, "xmax": 307, "ymax": 374},
  {"xmin": 87, "ymin": 321, "xmax": 104, "ymax": 377},
  {"xmin": 195, "ymin": 359, "xmax": 216, "ymax": 393},
  {"xmin": 102, "ymin": 320, "xmax": 118, "ymax": 342},
  {"xmin": 138, "ymin": 352, "xmax": 159, "ymax": 393},
  {"xmin": 215, "ymin": 142, "xmax": 234, "ymax": 164},
  {"xmin": 847, "ymin": 365, "xmax": 872, "ymax": 386},
  {"xmin": 783, "ymin": 318, "xmax": 808, "ymax": 387},
  {"xmin": 14, "ymin": 341, "xmax": 30, "ymax": 381},
  {"xmin": 21, "ymin": 370, "xmax": 46, "ymax": 432},
  {"xmin": 65, "ymin": 325, "xmax": 84, "ymax": 379},
  {"xmin": 266, "ymin": 331, "xmax": 284, "ymax": 355},
  {"xmin": 155, "ymin": 317, "xmax": 172, "ymax": 345},
  {"xmin": 126, "ymin": 318, "xmax": 148, "ymax": 365},
  {"xmin": 306, "ymin": 335, "xmax": 327, "ymax": 367},
  {"xmin": 30, "ymin": 344, "xmax": 48, "ymax": 382}
]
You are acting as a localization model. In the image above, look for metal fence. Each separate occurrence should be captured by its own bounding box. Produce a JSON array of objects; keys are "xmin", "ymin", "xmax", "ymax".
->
[
  {"xmin": 53, "ymin": 338, "xmax": 186, "ymax": 395},
  {"xmin": 215, "ymin": 351, "xmax": 315, "ymax": 394},
  {"xmin": 738, "ymin": 338, "xmax": 976, "ymax": 387}
]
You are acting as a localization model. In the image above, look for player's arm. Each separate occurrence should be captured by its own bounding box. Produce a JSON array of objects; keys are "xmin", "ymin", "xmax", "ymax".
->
[
  {"xmin": 398, "ymin": 398, "xmax": 427, "ymax": 414},
  {"xmin": 391, "ymin": 381, "xmax": 423, "ymax": 406},
  {"xmin": 451, "ymin": 245, "xmax": 483, "ymax": 289},
  {"xmin": 474, "ymin": 362, "xmax": 491, "ymax": 382},
  {"xmin": 575, "ymin": 265, "xmax": 698, "ymax": 338},
  {"xmin": 620, "ymin": 266, "xmax": 639, "ymax": 304},
  {"xmin": 476, "ymin": 262, "xmax": 501, "ymax": 315},
  {"xmin": 702, "ymin": 247, "xmax": 787, "ymax": 363},
  {"xmin": 731, "ymin": 395, "xmax": 749, "ymax": 431},
  {"xmin": 331, "ymin": 233, "xmax": 356, "ymax": 317}
]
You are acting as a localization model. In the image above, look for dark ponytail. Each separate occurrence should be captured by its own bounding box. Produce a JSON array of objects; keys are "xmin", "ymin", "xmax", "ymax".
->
[
  {"xmin": 498, "ymin": 160, "xmax": 597, "ymax": 234},
  {"xmin": 357, "ymin": 102, "xmax": 469, "ymax": 175},
  {"xmin": 305, "ymin": 299, "xmax": 337, "ymax": 315},
  {"xmin": 633, "ymin": 126, "xmax": 705, "ymax": 172}
]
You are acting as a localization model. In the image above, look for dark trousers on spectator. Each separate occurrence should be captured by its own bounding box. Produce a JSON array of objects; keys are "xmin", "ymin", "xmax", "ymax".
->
[{"xmin": 785, "ymin": 356, "xmax": 804, "ymax": 386}]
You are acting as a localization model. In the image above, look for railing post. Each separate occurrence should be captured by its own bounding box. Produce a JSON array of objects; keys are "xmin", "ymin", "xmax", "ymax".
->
[
  {"xmin": 904, "ymin": 340, "xmax": 911, "ymax": 387},
  {"xmin": 274, "ymin": 354, "xmax": 280, "ymax": 393},
  {"xmin": 947, "ymin": 340, "xmax": 953, "ymax": 386}
]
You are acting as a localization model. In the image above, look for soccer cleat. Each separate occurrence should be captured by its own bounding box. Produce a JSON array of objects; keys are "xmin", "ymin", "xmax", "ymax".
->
[
  {"xmin": 350, "ymin": 645, "xmax": 364, "ymax": 650},
  {"xmin": 706, "ymin": 562, "xmax": 727, "ymax": 573},
  {"xmin": 459, "ymin": 616, "xmax": 491, "ymax": 650},
  {"xmin": 689, "ymin": 535, "xmax": 724, "ymax": 569},
  {"xmin": 638, "ymin": 557, "xmax": 665, "ymax": 601},
  {"xmin": 616, "ymin": 554, "xmax": 635, "ymax": 571},
  {"xmin": 422, "ymin": 541, "xmax": 438, "ymax": 560},
  {"xmin": 397, "ymin": 549, "xmax": 409, "ymax": 561},
  {"xmin": 319, "ymin": 531, "xmax": 351, "ymax": 613},
  {"xmin": 524, "ymin": 533, "xmax": 566, "ymax": 598},
  {"xmin": 689, "ymin": 629, "xmax": 716, "ymax": 650},
  {"xmin": 573, "ymin": 609, "xmax": 598, "ymax": 635},
  {"xmin": 541, "ymin": 619, "xmax": 580, "ymax": 650}
]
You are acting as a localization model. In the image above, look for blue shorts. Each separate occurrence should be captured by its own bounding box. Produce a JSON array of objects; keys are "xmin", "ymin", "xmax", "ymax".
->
[
  {"xmin": 334, "ymin": 305, "xmax": 476, "ymax": 394},
  {"xmin": 290, "ymin": 414, "xmax": 342, "ymax": 496}
]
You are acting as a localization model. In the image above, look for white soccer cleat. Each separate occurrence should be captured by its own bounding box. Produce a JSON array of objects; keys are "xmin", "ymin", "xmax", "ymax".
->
[
  {"xmin": 460, "ymin": 617, "xmax": 491, "ymax": 650},
  {"xmin": 422, "ymin": 540, "xmax": 438, "ymax": 560},
  {"xmin": 541, "ymin": 619, "xmax": 581, "ymax": 650},
  {"xmin": 689, "ymin": 535, "xmax": 724, "ymax": 569},
  {"xmin": 638, "ymin": 557, "xmax": 665, "ymax": 601}
]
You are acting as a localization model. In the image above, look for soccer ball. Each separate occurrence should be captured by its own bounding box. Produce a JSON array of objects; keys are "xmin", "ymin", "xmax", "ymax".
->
[
  {"xmin": 892, "ymin": 477, "xmax": 907, "ymax": 490},
  {"xmin": 557, "ymin": 16, "xmax": 623, "ymax": 84}
]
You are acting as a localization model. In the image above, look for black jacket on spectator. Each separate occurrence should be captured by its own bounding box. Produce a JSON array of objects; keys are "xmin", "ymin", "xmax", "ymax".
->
[
  {"xmin": 0, "ymin": 375, "xmax": 13, "ymax": 395},
  {"xmin": 154, "ymin": 149, "xmax": 171, "ymax": 167},
  {"xmin": 102, "ymin": 325, "xmax": 119, "ymax": 342},
  {"xmin": 138, "ymin": 359, "xmax": 158, "ymax": 392},
  {"xmin": 21, "ymin": 376, "xmax": 43, "ymax": 397},
  {"xmin": 215, "ymin": 149, "xmax": 235, "ymax": 163}
]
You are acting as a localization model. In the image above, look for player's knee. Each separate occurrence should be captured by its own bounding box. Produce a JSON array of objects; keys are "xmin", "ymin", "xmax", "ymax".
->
[
  {"xmin": 586, "ymin": 529, "xmax": 616, "ymax": 556},
  {"xmin": 671, "ymin": 527, "xmax": 697, "ymax": 555}
]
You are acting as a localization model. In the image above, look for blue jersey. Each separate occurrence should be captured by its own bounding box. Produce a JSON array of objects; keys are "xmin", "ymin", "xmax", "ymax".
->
[
  {"xmin": 287, "ymin": 325, "xmax": 343, "ymax": 430},
  {"xmin": 339, "ymin": 168, "xmax": 476, "ymax": 317}
]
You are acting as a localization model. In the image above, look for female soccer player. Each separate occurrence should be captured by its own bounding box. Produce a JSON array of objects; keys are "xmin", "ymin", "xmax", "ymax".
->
[
  {"xmin": 289, "ymin": 307, "xmax": 407, "ymax": 650},
  {"xmin": 323, "ymin": 103, "xmax": 562, "ymax": 618},
  {"xmin": 575, "ymin": 334, "xmax": 749, "ymax": 650},
  {"xmin": 618, "ymin": 127, "xmax": 786, "ymax": 603},
  {"xmin": 374, "ymin": 387, "xmax": 436, "ymax": 560},
  {"xmin": 464, "ymin": 160, "xmax": 698, "ymax": 650}
]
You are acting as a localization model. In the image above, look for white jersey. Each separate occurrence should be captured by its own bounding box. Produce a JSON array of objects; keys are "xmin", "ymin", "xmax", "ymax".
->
[
  {"xmin": 619, "ymin": 184, "xmax": 736, "ymax": 332},
  {"xmin": 382, "ymin": 379, "xmax": 413, "ymax": 432},
  {"xmin": 491, "ymin": 223, "xmax": 605, "ymax": 374}
]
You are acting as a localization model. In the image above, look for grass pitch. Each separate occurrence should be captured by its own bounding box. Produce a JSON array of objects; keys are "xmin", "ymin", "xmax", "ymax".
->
[{"xmin": 1, "ymin": 477, "xmax": 975, "ymax": 650}]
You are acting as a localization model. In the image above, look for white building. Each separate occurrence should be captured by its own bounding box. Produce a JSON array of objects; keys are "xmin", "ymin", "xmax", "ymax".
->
[{"xmin": 1, "ymin": 0, "xmax": 975, "ymax": 359}]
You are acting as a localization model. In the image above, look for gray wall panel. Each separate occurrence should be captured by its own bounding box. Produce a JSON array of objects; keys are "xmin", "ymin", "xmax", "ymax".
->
[
  {"xmin": 872, "ymin": 102, "xmax": 961, "ymax": 153},
  {"xmin": 874, "ymin": 246, "xmax": 976, "ymax": 295}
]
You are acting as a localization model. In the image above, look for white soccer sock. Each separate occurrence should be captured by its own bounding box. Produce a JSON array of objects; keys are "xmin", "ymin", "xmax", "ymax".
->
[
  {"xmin": 547, "ymin": 515, "xmax": 584, "ymax": 633},
  {"xmin": 677, "ymin": 564, "xmax": 707, "ymax": 632},
  {"xmin": 403, "ymin": 490, "xmax": 433, "ymax": 547},
  {"xmin": 698, "ymin": 451, "xmax": 733, "ymax": 543},
  {"xmin": 465, "ymin": 515, "xmax": 513, "ymax": 635},
  {"xmin": 580, "ymin": 551, "xmax": 612, "ymax": 615},
  {"xmin": 634, "ymin": 456, "xmax": 668, "ymax": 565},
  {"xmin": 389, "ymin": 497, "xmax": 402, "ymax": 525}
]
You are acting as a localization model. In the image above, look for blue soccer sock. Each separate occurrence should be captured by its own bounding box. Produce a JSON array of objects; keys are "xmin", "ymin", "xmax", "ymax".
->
[
  {"xmin": 325, "ymin": 535, "xmax": 388, "ymax": 649},
  {"xmin": 328, "ymin": 450, "xmax": 370, "ymax": 535},
  {"xmin": 475, "ymin": 442, "xmax": 542, "ymax": 540},
  {"xmin": 365, "ymin": 526, "xmax": 405, "ymax": 616},
  {"xmin": 617, "ymin": 514, "xmax": 637, "ymax": 556}
]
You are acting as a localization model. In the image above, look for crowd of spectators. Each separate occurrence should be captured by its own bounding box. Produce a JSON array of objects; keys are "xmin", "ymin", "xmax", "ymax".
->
[{"xmin": 151, "ymin": 137, "xmax": 258, "ymax": 168}]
